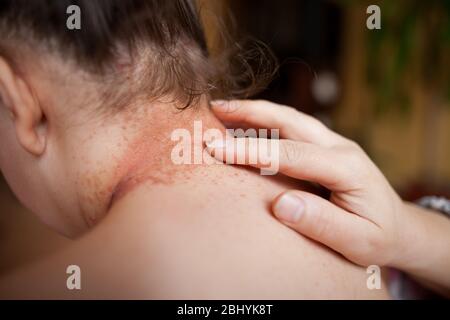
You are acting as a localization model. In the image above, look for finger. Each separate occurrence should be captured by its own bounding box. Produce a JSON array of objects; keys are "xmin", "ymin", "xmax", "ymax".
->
[
  {"xmin": 272, "ymin": 190, "xmax": 379, "ymax": 266},
  {"xmin": 210, "ymin": 99, "xmax": 346, "ymax": 146},
  {"xmin": 205, "ymin": 136, "xmax": 353, "ymax": 190}
]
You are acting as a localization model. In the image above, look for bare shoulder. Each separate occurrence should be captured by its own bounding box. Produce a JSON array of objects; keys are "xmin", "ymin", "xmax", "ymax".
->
[
  {"xmin": 1, "ymin": 180, "xmax": 391, "ymax": 299},
  {"xmin": 91, "ymin": 185, "xmax": 391, "ymax": 299}
]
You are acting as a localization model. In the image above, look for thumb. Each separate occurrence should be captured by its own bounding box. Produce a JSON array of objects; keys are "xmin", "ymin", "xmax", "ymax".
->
[{"xmin": 272, "ymin": 191, "xmax": 377, "ymax": 263}]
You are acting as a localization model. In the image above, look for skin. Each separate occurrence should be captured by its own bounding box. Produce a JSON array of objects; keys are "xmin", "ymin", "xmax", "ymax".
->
[
  {"xmin": 206, "ymin": 99, "xmax": 450, "ymax": 297},
  {"xmin": 0, "ymin": 49, "xmax": 390, "ymax": 299}
]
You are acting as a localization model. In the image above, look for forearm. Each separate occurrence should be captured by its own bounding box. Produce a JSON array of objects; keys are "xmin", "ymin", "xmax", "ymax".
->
[{"xmin": 393, "ymin": 202, "xmax": 450, "ymax": 294}]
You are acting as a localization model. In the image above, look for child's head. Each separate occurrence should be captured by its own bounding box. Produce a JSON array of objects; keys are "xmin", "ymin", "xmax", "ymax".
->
[
  {"xmin": 0, "ymin": 0, "xmax": 215, "ymax": 236},
  {"xmin": 0, "ymin": 0, "xmax": 274, "ymax": 237}
]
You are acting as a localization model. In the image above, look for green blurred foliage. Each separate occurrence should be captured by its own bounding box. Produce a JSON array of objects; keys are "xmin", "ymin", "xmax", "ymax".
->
[{"xmin": 345, "ymin": 0, "xmax": 450, "ymax": 114}]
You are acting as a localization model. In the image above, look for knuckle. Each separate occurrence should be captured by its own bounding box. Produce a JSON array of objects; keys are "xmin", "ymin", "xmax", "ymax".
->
[
  {"xmin": 349, "ymin": 151, "xmax": 364, "ymax": 169},
  {"xmin": 282, "ymin": 106, "xmax": 301, "ymax": 123},
  {"xmin": 347, "ymin": 139, "xmax": 362, "ymax": 150},
  {"xmin": 254, "ymin": 99, "xmax": 269, "ymax": 104},
  {"xmin": 335, "ymin": 138, "xmax": 363, "ymax": 153},
  {"xmin": 267, "ymin": 102, "xmax": 297, "ymax": 118},
  {"xmin": 309, "ymin": 116, "xmax": 327, "ymax": 130},
  {"xmin": 340, "ymin": 146, "xmax": 366, "ymax": 171},
  {"xmin": 283, "ymin": 105, "xmax": 299, "ymax": 115}
]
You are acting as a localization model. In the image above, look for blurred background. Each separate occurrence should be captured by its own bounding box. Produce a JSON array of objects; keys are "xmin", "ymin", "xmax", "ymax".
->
[
  {"xmin": 203, "ymin": 0, "xmax": 450, "ymax": 196},
  {"xmin": 1, "ymin": 0, "xmax": 450, "ymax": 274}
]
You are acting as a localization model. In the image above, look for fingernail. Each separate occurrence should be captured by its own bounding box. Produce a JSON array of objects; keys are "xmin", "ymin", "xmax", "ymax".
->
[
  {"xmin": 210, "ymin": 100, "xmax": 227, "ymax": 108},
  {"xmin": 273, "ymin": 193, "xmax": 304, "ymax": 223}
]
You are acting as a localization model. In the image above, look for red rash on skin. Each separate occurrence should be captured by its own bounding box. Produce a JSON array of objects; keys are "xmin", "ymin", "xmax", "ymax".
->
[
  {"xmin": 105, "ymin": 103, "xmax": 227, "ymax": 210},
  {"xmin": 108, "ymin": 129, "xmax": 175, "ymax": 206},
  {"xmin": 72, "ymin": 101, "xmax": 227, "ymax": 228},
  {"xmin": 72, "ymin": 106, "xmax": 171, "ymax": 227}
]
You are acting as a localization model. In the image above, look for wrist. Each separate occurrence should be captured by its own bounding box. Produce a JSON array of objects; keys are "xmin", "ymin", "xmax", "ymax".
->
[
  {"xmin": 388, "ymin": 200, "xmax": 450, "ymax": 291},
  {"xmin": 388, "ymin": 201, "xmax": 422, "ymax": 270}
]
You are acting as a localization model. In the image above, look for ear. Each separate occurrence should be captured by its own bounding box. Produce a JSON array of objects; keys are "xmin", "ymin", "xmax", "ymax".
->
[{"xmin": 0, "ymin": 56, "xmax": 47, "ymax": 156}]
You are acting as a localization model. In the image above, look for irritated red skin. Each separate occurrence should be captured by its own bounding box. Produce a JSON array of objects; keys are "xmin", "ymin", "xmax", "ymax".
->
[
  {"xmin": 108, "ymin": 131, "xmax": 175, "ymax": 207},
  {"xmin": 103, "ymin": 101, "xmax": 226, "ymax": 212}
]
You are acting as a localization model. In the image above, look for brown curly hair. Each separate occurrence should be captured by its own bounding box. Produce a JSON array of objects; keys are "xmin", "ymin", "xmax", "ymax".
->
[{"xmin": 0, "ymin": 0, "xmax": 277, "ymax": 111}]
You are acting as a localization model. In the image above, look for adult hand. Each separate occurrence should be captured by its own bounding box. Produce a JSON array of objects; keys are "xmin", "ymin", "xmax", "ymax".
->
[{"xmin": 206, "ymin": 99, "xmax": 406, "ymax": 267}]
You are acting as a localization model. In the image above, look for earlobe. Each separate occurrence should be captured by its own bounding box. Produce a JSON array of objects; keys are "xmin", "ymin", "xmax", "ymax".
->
[{"xmin": 0, "ymin": 57, "xmax": 47, "ymax": 156}]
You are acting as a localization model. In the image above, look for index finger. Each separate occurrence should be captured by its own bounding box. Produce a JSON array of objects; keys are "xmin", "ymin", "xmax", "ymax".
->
[{"xmin": 210, "ymin": 99, "xmax": 346, "ymax": 146}]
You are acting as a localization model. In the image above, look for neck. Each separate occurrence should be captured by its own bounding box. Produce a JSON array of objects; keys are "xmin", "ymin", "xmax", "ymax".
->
[
  {"xmin": 108, "ymin": 105, "xmax": 227, "ymax": 205},
  {"xmin": 70, "ymin": 99, "xmax": 227, "ymax": 230}
]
